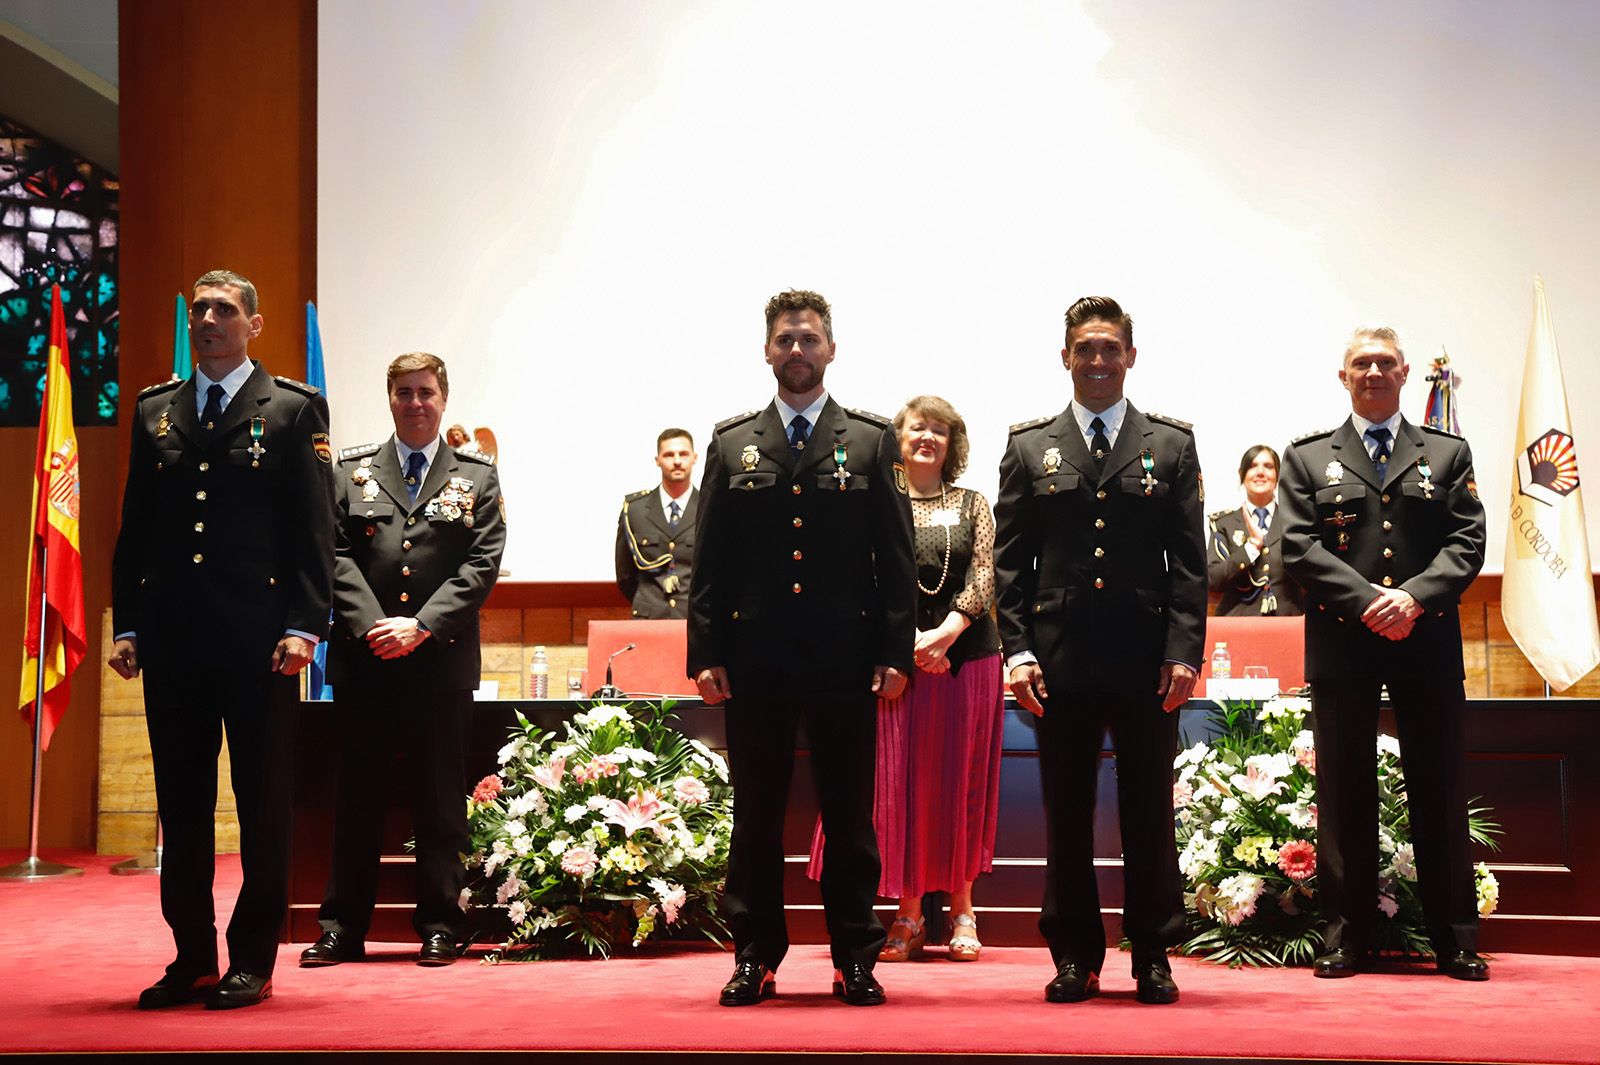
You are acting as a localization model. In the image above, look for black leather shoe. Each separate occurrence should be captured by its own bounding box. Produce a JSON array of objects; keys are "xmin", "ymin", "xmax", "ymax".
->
[
  {"xmin": 718, "ymin": 960, "xmax": 776, "ymax": 1006},
  {"xmin": 1044, "ymin": 962, "xmax": 1100, "ymax": 1003},
  {"xmin": 205, "ymin": 970, "xmax": 272, "ymax": 1010},
  {"xmin": 831, "ymin": 963, "xmax": 886, "ymax": 1006},
  {"xmin": 300, "ymin": 930, "xmax": 365, "ymax": 967},
  {"xmin": 1313, "ymin": 946, "xmax": 1363, "ymax": 978},
  {"xmin": 418, "ymin": 932, "xmax": 462, "ymax": 967},
  {"xmin": 137, "ymin": 971, "xmax": 218, "ymax": 1010},
  {"xmin": 1134, "ymin": 958, "xmax": 1180, "ymax": 1004},
  {"xmin": 1438, "ymin": 950, "xmax": 1490, "ymax": 981}
]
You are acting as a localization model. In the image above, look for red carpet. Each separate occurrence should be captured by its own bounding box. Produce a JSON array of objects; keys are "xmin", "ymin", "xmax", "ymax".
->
[{"xmin": 3, "ymin": 851, "xmax": 1597, "ymax": 1061}]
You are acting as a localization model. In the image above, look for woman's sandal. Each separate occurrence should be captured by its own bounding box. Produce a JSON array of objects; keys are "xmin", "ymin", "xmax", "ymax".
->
[
  {"xmin": 878, "ymin": 915, "xmax": 927, "ymax": 962},
  {"xmin": 948, "ymin": 913, "xmax": 981, "ymax": 961}
]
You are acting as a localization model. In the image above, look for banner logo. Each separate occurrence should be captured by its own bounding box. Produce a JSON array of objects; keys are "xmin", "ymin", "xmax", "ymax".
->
[{"xmin": 1516, "ymin": 428, "xmax": 1580, "ymax": 506}]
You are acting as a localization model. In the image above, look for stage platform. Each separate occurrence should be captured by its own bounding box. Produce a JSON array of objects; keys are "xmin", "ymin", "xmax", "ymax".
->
[{"xmin": 3, "ymin": 852, "xmax": 1597, "ymax": 1063}]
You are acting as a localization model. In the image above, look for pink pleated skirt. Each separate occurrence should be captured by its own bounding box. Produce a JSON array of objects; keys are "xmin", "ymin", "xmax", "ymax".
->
[{"xmin": 807, "ymin": 653, "xmax": 1005, "ymax": 898}]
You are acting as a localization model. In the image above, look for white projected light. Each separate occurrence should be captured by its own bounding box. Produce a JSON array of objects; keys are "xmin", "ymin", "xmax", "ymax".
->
[{"xmin": 320, "ymin": 0, "xmax": 1600, "ymax": 580}]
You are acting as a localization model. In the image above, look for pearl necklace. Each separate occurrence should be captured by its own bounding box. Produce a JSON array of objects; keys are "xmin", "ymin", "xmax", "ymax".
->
[{"xmin": 910, "ymin": 482, "xmax": 952, "ymax": 596}]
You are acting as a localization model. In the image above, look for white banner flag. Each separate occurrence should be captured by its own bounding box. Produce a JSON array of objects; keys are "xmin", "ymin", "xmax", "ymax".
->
[{"xmin": 1502, "ymin": 276, "xmax": 1600, "ymax": 692}]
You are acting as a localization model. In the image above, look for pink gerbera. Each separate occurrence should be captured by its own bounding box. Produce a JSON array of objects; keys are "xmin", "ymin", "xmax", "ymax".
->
[
  {"xmin": 1277, "ymin": 839, "xmax": 1317, "ymax": 881},
  {"xmin": 471, "ymin": 775, "xmax": 502, "ymax": 803},
  {"xmin": 560, "ymin": 846, "xmax": 599, "ymax": 878}
]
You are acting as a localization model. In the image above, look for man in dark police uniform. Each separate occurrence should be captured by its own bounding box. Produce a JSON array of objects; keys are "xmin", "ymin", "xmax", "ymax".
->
[
  {"xmin": 615, "ymin": 428, "xmax": 699, "ymax": 619},
  {"xmin": 994, "ymin": 295, "xmax": 1207, "ymax": 1006},
  {"xmin": 688, "ymin": 289, "xmax": 915, "ymax": 1007},
  {"xmin": 300, "ymin": 352, "xmax": 505, "ymax": 969},
  {"xmin": 110, "ymin": 268, "xmax": 336, "ymax": 1010},
  {"xmin": 1279, "ymin": 326, "xmax": 1489, "ymax": 981}
]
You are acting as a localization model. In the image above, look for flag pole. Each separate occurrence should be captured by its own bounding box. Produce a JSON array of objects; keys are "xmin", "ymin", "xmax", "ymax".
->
[{"xmin": 0, "ymin": 542, "xmax": 83, "ymax": 881}]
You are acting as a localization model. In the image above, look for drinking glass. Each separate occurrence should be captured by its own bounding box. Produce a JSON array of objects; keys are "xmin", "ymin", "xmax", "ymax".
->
[
  {"xmin": 1243, "ymin": 666, "xmax": 1269, "ymax": 680},
  {"xmin": 566, "ymin": 668, "xmax": 589, "ymax": 700}
]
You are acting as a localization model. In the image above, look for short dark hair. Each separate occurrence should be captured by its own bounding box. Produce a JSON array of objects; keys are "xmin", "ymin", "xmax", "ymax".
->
[
  {"xmin": 656, "ymin": 427, "xmax": 694, "ymax": 451},
  {"xmin": 1237, "ymin": 444, "xmax": 1280, "ymax": 483},
  {"xmin": 193, "ymin": 269, "xmax": 258, "ymax": 315},
  {"xmin": 386, "ymin": 351, "xmax": 449, "ymax": 399},
  {"xmin": 1064, "ymin": 295, "xmax": 1132, "ymax": 347},
  {"xmin": 893, "ymin": 395, "xmax": 970, "ymax": 482},
  {"xmin": 765, "ymin": 289, "xmax": 833, "ymax": 343}
]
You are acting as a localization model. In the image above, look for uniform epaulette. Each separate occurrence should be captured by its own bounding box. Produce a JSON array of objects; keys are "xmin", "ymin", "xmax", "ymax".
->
[
  {"xmin": 624, "ymin": 487, "xmax": 653, "ymax": 502},
  {"xmin": 1009, "ymin": 416, "xmax": 1051, "ymax": 434},
  {"xmin": 845, "ymin": 406, "xmax": 890, "ymax": 427},
  {"xmin": 338, "ymin": 442, "xmax": 383, "ymax": 461},
  {"xmin": 715, "ymin": 410, "xmax": 759, "ymax": 431},
  {"xmin": 1209, "ymin": 508, "xmax": 1234, "ymax": 522},
  {"xmin": 1290, "ymin": 427, "xmax": 1335, "ymax": 445},
  {"xmin": 273, "ymin": 375, "xmax": 320, "ymax": 396},
  {"xmin": 138, "ymin": 378, "xmax": 182, "ymax": 397},
  {"xmin": 1419, "ymin": 423, "xmax": 1464, "ymax": 439},
  {"xmin": 454, "ymin": 447, "xmax": 495, "ymax": 465},
  {"xmin": 1146, "ymin": 412, "xmax": 1194, "ymax": 432}
]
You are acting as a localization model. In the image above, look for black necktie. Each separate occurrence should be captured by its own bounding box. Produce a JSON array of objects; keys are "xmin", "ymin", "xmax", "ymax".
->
[
  {"xmin": 405, "ymin": 450, "xmax": 426, "ymax": 503},
  {"xmin": 201, "ymin": 383, "xmax": 225, "ymax": 432},
  {"xmin": 1089, "ymin": 416, "xmax": 1110, "ymax": 469},
  {"xmin": 668, "ymin": 500, "xmax": 681, "ymax": 529},
  {"xmin": 789, "ymin": 415, "xmax": 811, "ymax": 453},
  {"xmin": 1365, "ymin": 426, "xmax": 1392, "ymax": 483}
]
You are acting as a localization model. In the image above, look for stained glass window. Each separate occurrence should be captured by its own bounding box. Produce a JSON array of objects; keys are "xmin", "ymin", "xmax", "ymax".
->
[{"xmin": 0, "ymin": 112, "xmax": 119, "ymax": 427}]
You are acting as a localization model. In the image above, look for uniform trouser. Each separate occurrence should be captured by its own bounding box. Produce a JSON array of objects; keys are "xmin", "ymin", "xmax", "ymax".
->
[
  {"xmin": 1036, "ymin": 683, "xmax": 1185, "ymax": 974},
  {"xmin": 723, "ymin": 689, "xmax": 885, "ymax": 971},
  {"xmin": 143, "ymin": 667, "xmax": 298, "ymax": 979},
  {"xmin": 318, "ymin": 683, "xmax": 472, "ymax": 940},
  {"xmin": 1310, "ymin": 675, "xmax": 1477, "ymax": 955}
]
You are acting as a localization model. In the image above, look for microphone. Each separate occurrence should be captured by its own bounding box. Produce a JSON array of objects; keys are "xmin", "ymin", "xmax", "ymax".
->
[{"xmin": 594, "ymin": 643, "xmax": 636, "ymax": 700}]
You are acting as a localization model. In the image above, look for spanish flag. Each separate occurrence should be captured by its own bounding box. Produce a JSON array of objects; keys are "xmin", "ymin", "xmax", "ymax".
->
[
  {"xmin": 18, "ymin": 284, "xmax": 87, "ymax": 749},
  {"xmin": 1502, "ymin": 276, "xmax": 1600, "ymax": 692}
]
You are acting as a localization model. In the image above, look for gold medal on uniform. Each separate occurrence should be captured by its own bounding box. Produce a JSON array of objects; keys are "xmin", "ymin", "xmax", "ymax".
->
[
  {"xmin": 832, "ymin": 443, "xmax": 851, "ymax": 490},
  {"xmin": 1042, "ymin": 447, "xmax": 1062, "ymax": 475},
  {"xmin": 157, "ymin": 410, "xmax": 171, "ymax": 439},
  {"xmin": 740, "ymin": 444, "xmax": 760, "ymax": 471},
  {"xmin": 1325, "ymin": 460, "xmax": 1344, "ymax": 484}
]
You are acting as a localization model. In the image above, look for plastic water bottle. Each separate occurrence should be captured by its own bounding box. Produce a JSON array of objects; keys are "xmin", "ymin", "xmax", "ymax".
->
[
  {"xmin": 530, "ymin": 646, "xmax": 549, "ymax": 699},
  {"xmin": 1210, "ymin": 641, "xmax": 1231, "ymax": 679}
]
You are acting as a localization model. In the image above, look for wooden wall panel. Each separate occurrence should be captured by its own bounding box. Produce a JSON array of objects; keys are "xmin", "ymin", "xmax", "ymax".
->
[{"xmin": 0, "ymin": 0, "xmax": 317, "ymax": 850}]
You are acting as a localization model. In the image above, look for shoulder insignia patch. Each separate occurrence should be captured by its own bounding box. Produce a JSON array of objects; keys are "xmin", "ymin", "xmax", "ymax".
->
[
  {"xmin": 338, "ymin": 442, "xmax": 383, "ymax": 461},
  {"xmin": 845, "ymin": 406, "xmax": 891, "ymax": 427},
  {"xmin": 139, "ymin": 378, "xmax": 182, "ymax": 397},
  {"xmin": 1290, "ymin": 428, "xmax": 1336, "ymax": 445},
  {"xmin": 273, "ymin": 375, "xmax": 320, "ymax": 396},
  {"xmin": 1146, "ymin": 412, "xmax": 1194, "ymax": 432},
  {"xmin": 714, "ymin": 410, "xmax": 759, "ymax": 431},
  {"xmin": 454, "ymin": 447, "xmax": 495, "ymax": 465},
  {"xmin": 1009, "ymin": 416, "xmax": 1052, "ymax": 434}
]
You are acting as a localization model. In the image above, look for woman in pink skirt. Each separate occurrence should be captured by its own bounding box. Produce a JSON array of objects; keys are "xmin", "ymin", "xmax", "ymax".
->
[{"xmin": 808, "ymin": 395, "xmax": 1004, "ymax": 961}]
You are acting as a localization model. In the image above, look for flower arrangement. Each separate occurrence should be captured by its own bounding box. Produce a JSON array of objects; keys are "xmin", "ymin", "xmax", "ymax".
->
[
  {"xmin": 463, "ymin": 700, "xmax": 733, "ymax": 959},
  {"xmin": 1173, "ymin": 695, "xmax": 1500, "ymax": 966}
]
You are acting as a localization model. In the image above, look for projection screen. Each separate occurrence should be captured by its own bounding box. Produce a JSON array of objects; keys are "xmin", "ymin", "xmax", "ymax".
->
[{"xmin": 319, "ymin": 0, "xmax": 1600, "ymax": 579}]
